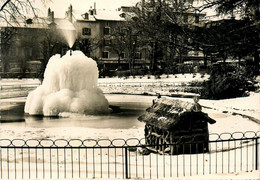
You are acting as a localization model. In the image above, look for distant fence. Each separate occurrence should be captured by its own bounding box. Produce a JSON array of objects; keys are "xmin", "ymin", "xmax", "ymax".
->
[
  {"xmin": 0, "ymin": 81, "xmax": 193, "ymax": 90},
  {"xmin": 0, "ymin": 84, "xmax": 40, "ymax": 90},
  {"xmin": 0, "ymin": 81, "xmax": 202, "ymax": 89},
  {"xmin": 0, "ymin": 131, "xmax": 259, "ymax": 179},
  {"xmin": 98, "ymin": 81, "xmax": 195, "ymax": 87}
]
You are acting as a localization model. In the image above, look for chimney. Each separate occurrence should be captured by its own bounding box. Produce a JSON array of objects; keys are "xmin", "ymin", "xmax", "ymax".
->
[
  {"xmin": 68, "ymin": 4, "xmax": 72, "ymax": 22},
  {"xmin": 47, "ymin": 8, "xmax": 53, "ymax": 21},
  {"xmin": 67, "ymin": 4, "xmax": 73, "ymax": 22},
  {"xmin": 48, "ymin": 8, "xmax": 51, "ymax": 17},
  {"xmin": 89, "ymin": 3, "xmax": 96, "ymax": 16},
  {"xmin": 51, "ymin": 11, "xmax": 54, "ymax": 23}
]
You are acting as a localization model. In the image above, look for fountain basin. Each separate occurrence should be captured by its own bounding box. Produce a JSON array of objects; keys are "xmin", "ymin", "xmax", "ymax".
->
[{"xmin": 2, "ymin": 95, "xmax": 154, "ymax": 129}]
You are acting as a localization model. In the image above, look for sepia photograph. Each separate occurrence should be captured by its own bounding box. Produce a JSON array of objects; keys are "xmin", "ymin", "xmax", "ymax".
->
[{"xmin": 0, "ymin": 0, "xmax": 259, "ymax": 179}]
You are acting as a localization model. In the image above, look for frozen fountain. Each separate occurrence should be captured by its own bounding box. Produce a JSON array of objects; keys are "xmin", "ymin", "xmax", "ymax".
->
[
  {"xmin": 24, "ymin": 50, "xmax": 111, "ymax": 116},
  {"xmin": 24, "ymin": 27, "xmax": 112, "ymax": 116}
]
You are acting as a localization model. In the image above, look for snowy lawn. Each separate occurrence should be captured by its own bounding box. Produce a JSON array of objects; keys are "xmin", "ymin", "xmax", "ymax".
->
[
  {"xmin": 0, "ymin": 75, "xmax": 259, "ymax": 179},
  {"xmin": 0, "ymin": 74, "xmax": 259, "ymax": 139}
]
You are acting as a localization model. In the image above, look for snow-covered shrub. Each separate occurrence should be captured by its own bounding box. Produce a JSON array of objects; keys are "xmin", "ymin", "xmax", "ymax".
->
[
  {"xmin": 203, "ymin": 63, "xmax": 255, "ymax": 99},
  {"xmin": 116, "ymin": 70, "xmax": 131, "ymax": 78}
]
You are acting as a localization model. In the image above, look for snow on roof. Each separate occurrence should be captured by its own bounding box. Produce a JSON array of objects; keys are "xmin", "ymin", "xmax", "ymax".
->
[
  {"xmin": 72, "ymin": 9, "xmax": 96, "ymax": 21},
  {"xmin": 74, "ymin": 9, "xmax": 125, "ymax": 22},
  {"xmin": 0, "ymin": 16, "xmax": 75, "ymax": 31},
  {"xmin": 94, "ymin": 9, "xmax": 125, "ymax": 21},
  {"xmin": 138, "ymin": 97, "xmax": 216, "ymax": 130},
  {"xmin": 53, "ymin": 18, "xmax": 75, "ymax": 30},
  {"xmin": 0, "ymin": 17, "xmax": 49, "ymax": 29}
]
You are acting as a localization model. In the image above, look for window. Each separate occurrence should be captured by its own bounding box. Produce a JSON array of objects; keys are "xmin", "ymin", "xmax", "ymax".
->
[
  {"xmin": 89, "ymin": 9, "xmax": 96, "ymax": 15},
  {"xmin": 24, "ymin": 47, "xmax": 32, "ymax": 57},
  {"xmin": 195, "ymin": 15, "xmax": 200, "ymax": 23},
  {"xmin": 120, "ymin": 13, "xmax": 126, "ymax": 18},
  {"xmin": 9, "ymin": 47, "xmax": 17, "ymax": 56},
  {"xmin": 135, "ymin": 52, "xmax": 142, "ymax": 59},
  {"xmin": 102, "ymin": 51, "xmax": 109, "ymax": 58},
  {"xmin": 104, "ymin": 27, "xmax": 110, "ymax": 35},
  {"xmin": 18, "ymin": 48, "xmax": 23, "ymax": 56},
  {"xmin": 82, "ymin": 28, "xmax": 91, "ymax": 35},
  {"xmin": 103, "ymin": 40, "xmax": 111, "ymax": 46},
  {"xmin": 26, "ymin": 18, "xmax": 33, "ymax": 24},
  {"xmin": 120, "ymin": 27, "xmax": 127, "ymax": 33},
  {"xmin": 82, "ymin": 13, "xmax": 89, "ymax": 20},
  {"xmin": 120, "ymin": 52, "xmax": 125, "ymax": 59},
  {"xmin": 184, "ymin": 15, "xmax": 188, "ymax": 23}
]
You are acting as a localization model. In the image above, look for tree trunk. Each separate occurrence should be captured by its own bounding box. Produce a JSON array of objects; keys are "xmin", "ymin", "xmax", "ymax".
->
[
  {"xmin": 117, "ymin": 56, "xmax": 121, "ymax": 67},
  {"xmin": 203, "ymin": 51, "xmax": 208, "ymax": 67},
  {"xmin": 151, "ymin": 41, "xmax": 158, "ymax": 71},
  {"xmin": 129, "ymin": 57, "xmax": 134, "ymax": 74},
  {"xmin": 254, "ymin": 50, "xmax": 259, "ymax": 75}
]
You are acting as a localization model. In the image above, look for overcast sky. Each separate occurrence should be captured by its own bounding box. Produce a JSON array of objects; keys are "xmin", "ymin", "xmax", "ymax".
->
[
  {"xmin": 34, "ymin": 0, "xmax": 139, "ymax": 18},
  {"xmin": 32, "ymin": 0, "xmax": 217, "ymax": 19}
]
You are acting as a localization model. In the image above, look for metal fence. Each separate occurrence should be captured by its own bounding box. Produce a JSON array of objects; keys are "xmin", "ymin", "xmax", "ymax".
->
[
  {"xmin": 0, "ymin": 131, "xmax": 259, "ymax": 179},
  {"xmin": 0, "ymin": 84, "xmax": 40, "ymax": 90},
  {"xmin": 98, "ymin": 81, "xmax": 195, "ymax": 87},
  {"xmin": 0, "ymin": 81, "xmax": 195, "ymax": 89}
]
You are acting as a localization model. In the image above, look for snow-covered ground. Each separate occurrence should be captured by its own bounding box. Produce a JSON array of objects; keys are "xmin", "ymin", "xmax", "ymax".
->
[
  {"xmin": 1, "ymin": 74, "xmax": 259, "ymax": 140},
  {"xmin": 0, "ymin": 75, "xmax": 259, "ymax": 179}
]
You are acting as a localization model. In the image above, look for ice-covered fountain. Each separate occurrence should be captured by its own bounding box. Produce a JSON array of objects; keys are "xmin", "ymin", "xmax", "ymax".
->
[{"xmin": 24, "ymin": 30, "xmax": 111, "ymax": 116}]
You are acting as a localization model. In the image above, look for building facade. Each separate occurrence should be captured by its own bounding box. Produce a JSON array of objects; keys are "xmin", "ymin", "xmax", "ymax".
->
[
  {"xmin": 0, "ymin": 10, "xmax": 75, "ymax": 78},
  {"xmin": 0, "ymin": 1, "xmax": 206, "ymax": 78}
]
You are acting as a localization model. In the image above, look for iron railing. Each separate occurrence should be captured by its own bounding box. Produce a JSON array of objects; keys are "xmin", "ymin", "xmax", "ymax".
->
[
  {"xmin": 98, "ymin": 81, "xmax": 199, "ymax": 87},
  {"xmin": 0, "ymin": 84, "xmax": 40, "ymax": 90},
  {"xmin": 0, "ymin": 81, "xmax": 199, "ymax": 89},
  {"xmin": 0, "ymin": 131, "xmax": 259, "ymax": 179}
]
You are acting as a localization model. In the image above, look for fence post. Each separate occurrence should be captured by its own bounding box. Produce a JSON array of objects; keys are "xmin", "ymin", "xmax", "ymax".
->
[
  {"xmin": 125, "ymin": 147, "xmax": 129, "ymax": 179},
  {"xmin": 256, "ymin": 138, "xmax": 259, "ymax": 170}
]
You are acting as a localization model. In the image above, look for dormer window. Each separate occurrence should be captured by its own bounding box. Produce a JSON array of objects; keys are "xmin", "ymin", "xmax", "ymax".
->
[
  {"xmin": 26, "ymin": 18, "xmax": 33, "ymax": 24},
  {"xmin": 82, "ymin": 13, "xmax": 89, "ymax": 20},
  {"xmin": 120, "ymin": 13, "xmax": 126, "ymax": 18},
  {"xmin": 103, "ymin": 27, "xmax": 110, "ymax": 35},
  {"xmin": 89, "ymin": 6, "xmax": 96, "ymax": 16}
]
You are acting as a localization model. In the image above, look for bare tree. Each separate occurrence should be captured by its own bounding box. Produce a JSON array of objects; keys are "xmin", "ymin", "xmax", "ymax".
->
[
  {"xmin": 0, "ymin": 0, "xmax": 48, "ymax": 78},
  {"xmin": 0, "ymin": 0, "xmax": 47, "ymax": 25},
  {"xmin": 108, "ymin": 25, "xmax": 127, "ymax": 68},
  {"xmin": 194, "ymin": 0, "xmax": 260, "ymax": 74},
  {"xmin": 39, "ymin": 27, "xmax": 64, "ymax": 79},
  {"xmin": 76, "ymin": 37, "xmax": 101, "ymax": 58},
  {"xmin": 124, "ymin": 0, "xmax": 199, "ymax": 72},
  {"xmin": 0, "ymin": 27, "xmax": 16, "ymax": 76}
]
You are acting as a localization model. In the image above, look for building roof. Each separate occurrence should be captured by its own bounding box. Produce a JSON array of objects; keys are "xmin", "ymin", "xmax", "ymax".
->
[
  {"xmin": 94, "ymin": 9, "xmax": 125, "ymax": 21},
  {"xmin": 52, "ymin": 18, "xmax": 75, "ymax": 30},
  {"xmin": 74, "ymin": 9, "xmax": 125, "ymax": 22},
  {"xmin": 73, "ymin": 9, "xmax": 96, "ymax": 21},
  {"xmin": 0, "ymin": 16, "xmax": 75, "ymax": 31},
  {"xmin": 138, "ymin": 97, "xmax": 216, "ymax": 130},
  {"xmin": 0, "ymin": 17, "xmax": 48, "ymax": 29}
]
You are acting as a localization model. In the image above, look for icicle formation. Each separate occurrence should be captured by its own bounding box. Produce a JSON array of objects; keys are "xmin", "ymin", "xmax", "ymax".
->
[{"xmin": 25, "ymin": 50, "xmax": 110, "ymax": 116}]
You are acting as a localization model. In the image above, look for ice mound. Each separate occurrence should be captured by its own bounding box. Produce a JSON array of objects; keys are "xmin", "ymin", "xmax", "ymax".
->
[{"xmin": 24, "ymin": 50, "xmax": 111, "ymax": 116}]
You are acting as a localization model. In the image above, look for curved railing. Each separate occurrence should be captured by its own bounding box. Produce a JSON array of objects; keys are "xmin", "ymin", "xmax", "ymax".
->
[
  {"xmin": 0, "ymin": 131, "xmax": 259, "ymax": 179},
  {"xmin": 0, "ymin": 131, "xmax": 258, "ymax": 147}
]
